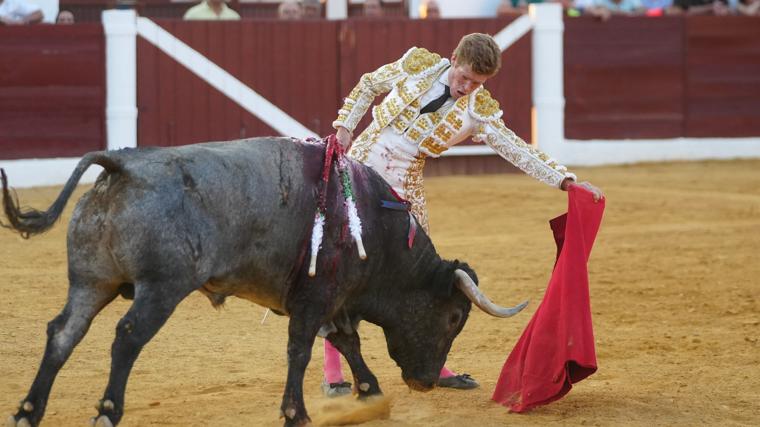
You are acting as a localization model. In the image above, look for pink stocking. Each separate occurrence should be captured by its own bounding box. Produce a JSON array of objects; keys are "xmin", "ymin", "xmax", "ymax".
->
[
  {"xmin": 440, "ymin": 366, "xmax": 456, "ymax": 379},
  {"xmin": 323, "ymin": 340, "xmax": 344, "ymax": 383}
]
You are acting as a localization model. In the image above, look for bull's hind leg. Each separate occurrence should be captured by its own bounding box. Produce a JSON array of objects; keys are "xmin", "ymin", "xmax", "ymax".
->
[
  {"xmin": 92, "ymin": 280, "xmax": 196, "ymax": 427},
  {"xmin": 326, "ymin": 330, "xmax": 382, "ymax": 398},
  {"xmin": 7, "ymin": 282, "xmax": 119, "ymax": 427}
]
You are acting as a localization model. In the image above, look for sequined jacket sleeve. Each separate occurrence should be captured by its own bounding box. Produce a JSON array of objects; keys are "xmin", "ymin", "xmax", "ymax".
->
[
  {"xmin": 332, "ymin": 55, "xmax": 406, "ymax": 133},
  {"xmin": 474, "ymin": 119, "xmax": 576, "ymax": 188}
]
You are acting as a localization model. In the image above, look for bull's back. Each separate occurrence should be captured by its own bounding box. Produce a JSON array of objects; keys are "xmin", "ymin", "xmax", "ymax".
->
[{"xmin": 69, "ymin": 138, "xmax": 322, "ymax": 311}]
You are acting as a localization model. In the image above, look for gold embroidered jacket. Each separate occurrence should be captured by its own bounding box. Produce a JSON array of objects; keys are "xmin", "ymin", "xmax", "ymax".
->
[{"xmin": 333, "ymin": 47, "xmax": 575, "ymax": 188}]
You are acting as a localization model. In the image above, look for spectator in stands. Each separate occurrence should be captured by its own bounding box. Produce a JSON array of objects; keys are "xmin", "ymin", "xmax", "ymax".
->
[
  {"xmin": 420, "ymin": 0, "xmax": 441, "ymax": 18},
  {"xmin": 302, "ymin": 0, "xmax": 322, "ymax": 19},
  {"xmin": 56, "ymin": 9, "xmax": 75, "ymax": 24},
  {"xmin": 496, "ymin": 0, "xmax": 584, "ymax": 16},
  {"xmin": 584, "ymin": 0, "xmax": 645, "ymax": 19},
  {"xmin": 278, "ymin": 0, "xmax": 303, "ymax": 20},
  {"xmin": 737, "ymin": 0, "xmax": 760, "ymax": 14},
  {"xmin": 363, "ymin": 0, "xmax": 384, "ymax": 17},
  {"xmin": 0, "ymin": 0, "xmax": 43, "ymax": 25},
  {"xmin": 497, "ymin": 0, "xmax": 546, "ymax": 15},
  {"xmin": 638, "ymin": 0, "xmax": 674, "ymax": 15},
  {"xmin": 183, "ymin": 0, "xmax": 240, "ymax": 20},
  {"xmin": 670, "ymin": 0, "xmax": 730, "ymax": 14}
]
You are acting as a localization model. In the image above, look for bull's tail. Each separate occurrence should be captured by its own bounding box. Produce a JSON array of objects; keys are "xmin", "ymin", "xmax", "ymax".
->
[{"xmin": 1, "ymin": 152, "xmax": 122, "ymax": 238}]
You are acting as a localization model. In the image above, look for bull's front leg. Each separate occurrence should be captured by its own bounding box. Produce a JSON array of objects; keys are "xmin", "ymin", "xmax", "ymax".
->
[
  {"xmin": 326, "ymin": 329, "xmax": 382, "ymax": 398},
  {"xmin": 281, "ymin": 312, "xmax": 322, "ymax": 427}
]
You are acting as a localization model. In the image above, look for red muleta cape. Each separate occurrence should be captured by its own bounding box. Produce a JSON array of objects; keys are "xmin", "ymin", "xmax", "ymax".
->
[{"xmin": 492, "ymin": 185, "xmax": 605, "ymax": 412}]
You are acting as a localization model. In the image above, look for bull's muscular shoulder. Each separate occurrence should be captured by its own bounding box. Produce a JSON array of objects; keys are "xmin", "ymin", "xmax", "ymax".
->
[
  {"xmin": 468, "ymin": 87, "xmax": 503, "ymax": 122},
  {"xmin": 401, "ymin": 47, "xmax": 443, "ymax": 76}
]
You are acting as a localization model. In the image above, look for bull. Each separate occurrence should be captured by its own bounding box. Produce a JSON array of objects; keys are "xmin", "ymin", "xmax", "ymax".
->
[{"xmin": 1, "ymin": 137, "xmax": 527, "ymax": 427}]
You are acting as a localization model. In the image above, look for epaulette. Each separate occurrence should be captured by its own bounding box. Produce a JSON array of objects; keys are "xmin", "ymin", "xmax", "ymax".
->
[
  {"xmin": 468, "ymin": 87, "xmax": 503, "ymax": 122},
  {"xmin": 401, "ymin": 47, "xmax": 445, "ymax": 77}
]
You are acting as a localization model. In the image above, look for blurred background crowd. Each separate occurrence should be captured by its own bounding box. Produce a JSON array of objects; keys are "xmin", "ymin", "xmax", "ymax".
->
[{"xmin": 2, "ymin": 0, "xmax": 757, "ymax": 26}]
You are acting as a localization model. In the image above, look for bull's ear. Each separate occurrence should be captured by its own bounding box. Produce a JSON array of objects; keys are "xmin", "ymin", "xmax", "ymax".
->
[{"xmin": 431, "ymin": 260, "xmax": 474, "ymax": 298}]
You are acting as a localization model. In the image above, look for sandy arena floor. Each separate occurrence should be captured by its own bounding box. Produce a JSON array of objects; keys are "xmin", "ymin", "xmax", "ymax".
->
[{"xmin": 1, "ymin": 159, "xmax": 758, "ymax": 426}]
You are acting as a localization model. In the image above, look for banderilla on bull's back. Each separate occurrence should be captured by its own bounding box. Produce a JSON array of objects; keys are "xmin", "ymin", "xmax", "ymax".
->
[{"xmin": 1, "ymin": 137, "xmax": 527, "ymax": 427}]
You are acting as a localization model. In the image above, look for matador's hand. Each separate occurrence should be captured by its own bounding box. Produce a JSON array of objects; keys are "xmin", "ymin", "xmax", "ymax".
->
[
  {"xmin": 562, "ymin": 178, "xmax": 604, "ymax": 202},
  {"xmin": 574, "ymin": 181, "xmax": 605, "ymax": 202},
  {"xmin": 336, "ymin": 127, "xmax": 353, "ymax": 152}
]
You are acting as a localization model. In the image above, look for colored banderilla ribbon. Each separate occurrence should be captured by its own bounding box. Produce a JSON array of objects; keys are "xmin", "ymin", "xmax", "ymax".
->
[{"xmin": 309, "ymin": 135, "xmax": 366, "ymax": 277}]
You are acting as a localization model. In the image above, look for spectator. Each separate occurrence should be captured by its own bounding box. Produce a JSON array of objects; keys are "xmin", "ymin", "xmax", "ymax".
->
[
  {"xmin": 420, "ymin": 0, "xmax": 441, "ymax": 18},
  {"xmin": 0, "ymin": 0, "xmax": 43, "ymax": 25},
  {"xmin": 278, "ymin": 0, "xmax": 303, "ymax": 20},
  {"xmin": 497, "ymin": 0, "xmax": 546, "ymax": 15},
  {"xmin": 183, "ymin": 0, "xmax": 240, "ymax": 20},
  {"xmin": 56, "ymin": 9, "xmax": 74, "ymax": 24},
  {"xmin": 670, "ymin": 0, "xmax": 732, "ymax": 14},
  {"xmin": 585, "ymin": 0, "xmax": 645, "ymax": 19},
  {"xmin": 737, "ymin": 0, "xmax": 760, "ymax": 14},
  {"xmin": 638, "ymin": 0, "xmax": 674, "ymax": 14},
  {"xmin": 363, "ymin": 0, "xmax": 384, "ymax": 17},
  {"xmin": 302, "ymin": 0, "xmax": 321, "ymax": 19}
]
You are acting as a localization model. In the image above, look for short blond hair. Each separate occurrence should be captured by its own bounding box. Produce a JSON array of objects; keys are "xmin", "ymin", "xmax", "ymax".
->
[{"xmin": 453, "ymin": 33, "xmax": 501, "ymax": 76}]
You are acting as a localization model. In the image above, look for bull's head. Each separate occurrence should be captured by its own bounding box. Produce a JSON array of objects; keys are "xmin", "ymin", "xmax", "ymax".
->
[{"xmin": 381, "ymin": 262, "xmax": 528, "ymax": 391}]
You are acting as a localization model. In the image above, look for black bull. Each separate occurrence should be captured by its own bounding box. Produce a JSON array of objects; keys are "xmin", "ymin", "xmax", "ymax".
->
[{"xmin": 1, "ymin": 137, "xmax": 527, "ymax": 427}]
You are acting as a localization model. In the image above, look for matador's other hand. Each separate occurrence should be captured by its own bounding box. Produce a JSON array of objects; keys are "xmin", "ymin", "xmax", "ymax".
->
[{"xmin": 336, "ymin": 127, "xmax": 353, "ymax": 152}]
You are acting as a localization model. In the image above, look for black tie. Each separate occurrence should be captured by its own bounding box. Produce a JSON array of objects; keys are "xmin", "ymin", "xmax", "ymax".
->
[{"xmin": 419, "ymin": 85, "xmax": 450, "ymax": 115}]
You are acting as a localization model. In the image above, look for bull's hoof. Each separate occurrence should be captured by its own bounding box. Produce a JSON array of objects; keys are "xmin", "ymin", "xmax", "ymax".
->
[
  {"xmin": 92, "ymin": 415, "xmax": 114, "ymax": 427},
  {"xmin": 283, "ymin": 418, "xmax": 312, "ymax": 427},
  {"xmin": 6, "ymin": 416, "xmax": 31, "ymax": 427}
]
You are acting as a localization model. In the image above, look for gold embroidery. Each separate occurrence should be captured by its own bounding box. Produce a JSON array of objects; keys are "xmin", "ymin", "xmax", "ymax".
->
[
  {"xmin": 397, "ymin": 79, "xmax": 415, "ymax": 104},
  {"xmin": 348, "ymin": 124, "xmax": 381, "ymax": 164},
  {"xmin": 402, "ymin": 155, "xmax": 429, "ymax": 233},
  {"xmin": 434, "ymin": 126, "xmax": 452, "ymax": 142},
  {"xmin": 420, "ymin": 137, "xmax": 446, "ymax": 156},
  {"xmin": 445, "ymin": 112, "xmax": 463, "ymax": 130},
  {"xmin": 402, "ymin": 48, "xmax": 441, "ymax": 75},
  {"xmin": 474, "ymin": 89, "xmax": 500, "ymax": 118},
  {"xmin": 483, "ymin": 119, "xmax": 572, "ymax": 188},
  {"xmin": 386, "ymin": 98, "xmax": 401, "ymax": 118}
]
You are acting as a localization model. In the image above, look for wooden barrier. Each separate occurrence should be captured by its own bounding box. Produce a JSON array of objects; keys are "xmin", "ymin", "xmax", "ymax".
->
[
  {"xmin": 0, "ymin": 25, "xmax": 105, "ymax": 160},
  {"xmin": 3, "ymin": 15, "xmax": 759, "ymax": 164},
  {"xmin": 564, "ymin": 15, "xmax": 760, "ymax": 140},
  {"xmin": 136, "ymin": 17, "xmax": 532, "ymax": 156}
]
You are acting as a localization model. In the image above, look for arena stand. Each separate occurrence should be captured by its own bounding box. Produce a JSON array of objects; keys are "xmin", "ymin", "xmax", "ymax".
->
[
  {"xmin": 59, "ymin": 0, "xmax": 409, "ymax": 22},
  {"xmin": 1, "ymin": 4, "xmax": 759, "ymax": 187}
]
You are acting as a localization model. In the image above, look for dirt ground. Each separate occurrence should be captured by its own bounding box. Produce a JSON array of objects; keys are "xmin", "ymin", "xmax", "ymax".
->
[{"xmin": 1, "ymin": 159, "xmax": 758, "ymax": 426}]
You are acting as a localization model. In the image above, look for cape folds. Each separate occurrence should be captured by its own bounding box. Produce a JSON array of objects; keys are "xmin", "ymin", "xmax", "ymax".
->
[{"xmin": 492, "ymin": 185, "xmax": 605, "ymax": 412}]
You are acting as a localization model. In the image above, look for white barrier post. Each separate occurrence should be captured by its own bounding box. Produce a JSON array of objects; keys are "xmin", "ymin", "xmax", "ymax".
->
[
  {"xmin": 529, "ymin": 4, "xmax": 565, "ymax": 156},
  {"xmin": 326, "ymin": 0, "xmax": 347, "ymax": 20},
  {"xmin": 103, "ymin": 9, "xmax": 138, "ymax": 151}
]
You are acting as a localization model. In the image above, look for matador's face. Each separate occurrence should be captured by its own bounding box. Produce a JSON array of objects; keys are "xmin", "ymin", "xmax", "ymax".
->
[{"xmin": 448, "ymin": 55, "xmax": 492, "ymax": 99}]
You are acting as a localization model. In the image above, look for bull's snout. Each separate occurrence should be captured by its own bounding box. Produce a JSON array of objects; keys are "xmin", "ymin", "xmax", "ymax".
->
[{"xmin": 402, "ymin": 376, "xmax": 436, "ymax": 392}]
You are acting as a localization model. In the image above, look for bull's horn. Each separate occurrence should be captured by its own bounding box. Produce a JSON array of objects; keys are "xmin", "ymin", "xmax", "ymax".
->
[{"xmin": 454, "ymin": 269, "xmax": 528, "ymax": 318}]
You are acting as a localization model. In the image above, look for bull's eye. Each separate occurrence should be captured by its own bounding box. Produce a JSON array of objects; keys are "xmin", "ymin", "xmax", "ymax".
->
[{"xmin": 449, "ymin": 311, "xmax": 462, "ymax": 328}]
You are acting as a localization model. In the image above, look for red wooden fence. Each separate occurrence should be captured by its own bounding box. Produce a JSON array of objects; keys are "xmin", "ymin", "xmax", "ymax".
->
[
  {"xmin": 3, "ymin": 16, "xmax": 760, "ymax": 163},
  {"xmin": 136, "ymin": 17, "xmax": 531, "ymax": 148},
  {"xmin": 0, "ymin": 24, "xmax": 105, "ymax": 160},
  {"xmin": 137, "ymin": 20, "xmax": 340, "ymax": 147},
  {"xmin": 684, "ymin": 16, "xmax": 760, "ymax": 138},
  {"xmin": 564, "ymin": 15, "xmax": 760, "ymax": 140}
]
